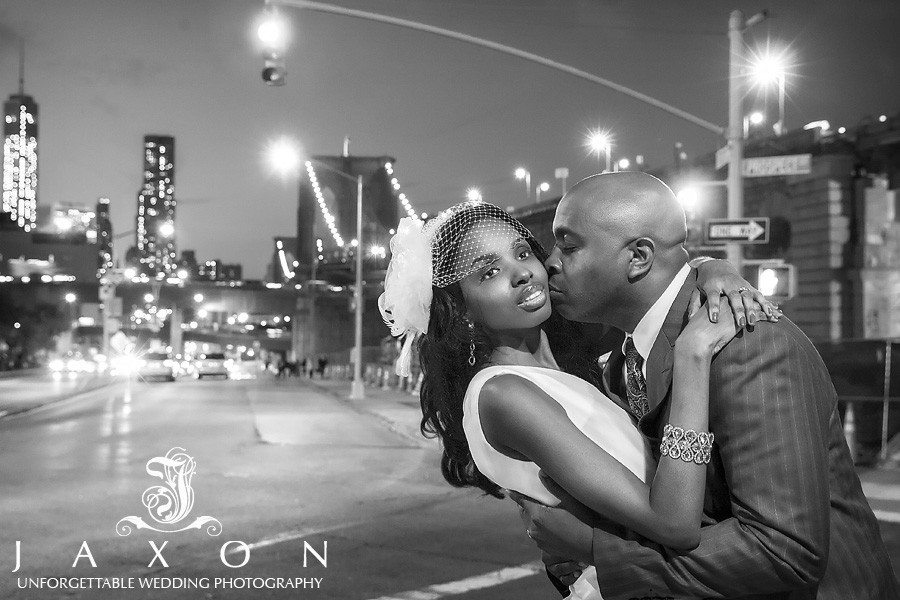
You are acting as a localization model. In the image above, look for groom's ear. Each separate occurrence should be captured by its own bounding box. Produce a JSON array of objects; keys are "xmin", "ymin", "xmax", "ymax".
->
[{"xmin": 626, "ymin": 237, "xmax": 655, "ymax": 281}]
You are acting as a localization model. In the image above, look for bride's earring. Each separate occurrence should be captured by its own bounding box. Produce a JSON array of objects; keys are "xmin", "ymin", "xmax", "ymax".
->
[{"xmin": 466, "ymin": 319, "xmax": 477, "ymax": 367}]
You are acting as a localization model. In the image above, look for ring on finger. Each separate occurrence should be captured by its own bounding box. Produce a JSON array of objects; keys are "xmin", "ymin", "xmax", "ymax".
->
[{"xmin": 737, "ymin": 286, "xmax": 749, "ymax": 293}]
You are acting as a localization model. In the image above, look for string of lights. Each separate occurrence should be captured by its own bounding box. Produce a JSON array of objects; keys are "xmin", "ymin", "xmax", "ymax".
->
[
  {"xmin": 384, "ymin": 161, "xmax": 420, "ymax": 220},
  {"xmin": 304, "ymin": 161, "xmax": 345, "ymax": 248}
]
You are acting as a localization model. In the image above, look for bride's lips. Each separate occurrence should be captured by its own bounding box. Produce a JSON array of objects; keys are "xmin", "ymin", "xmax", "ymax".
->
[{"xmin": 517, "ymin": 283, "xmax": 547, "ymax": 311}]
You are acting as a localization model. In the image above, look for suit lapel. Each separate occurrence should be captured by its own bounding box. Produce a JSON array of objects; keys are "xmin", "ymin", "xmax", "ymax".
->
[{"xmin": 641, "ymin": 269, "xmax": 697, "ymax": 425}]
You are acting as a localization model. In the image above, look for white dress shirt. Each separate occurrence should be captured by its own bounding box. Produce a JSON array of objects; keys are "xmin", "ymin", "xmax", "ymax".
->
[{"xmin": 622, "ymin": 263, "xmax": 691, "ymax": 378}]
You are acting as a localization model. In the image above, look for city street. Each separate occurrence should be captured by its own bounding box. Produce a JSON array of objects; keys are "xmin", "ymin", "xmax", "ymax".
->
[
  {"xmin": 2, "ymin": 372, "xmax": 900, "ymax": 599},
  {"xmin": 0, "ymin": 374, "xmax": 552, "ymax": 599}
]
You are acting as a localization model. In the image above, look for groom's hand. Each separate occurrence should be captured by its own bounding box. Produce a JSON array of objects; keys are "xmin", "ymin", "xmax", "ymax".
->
[
  {"xmin": 542, "ymin": 552, "xmax": 584, "ymax": 587},
  {"xmin": 509, "ymin": 489, "xmax": 593, "ymax": 565}
]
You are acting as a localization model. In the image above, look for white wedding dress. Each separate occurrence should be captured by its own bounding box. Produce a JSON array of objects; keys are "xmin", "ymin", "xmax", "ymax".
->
[{"xmin": 462, "ymin": 365, "xmax": 655, "ymax": 600}]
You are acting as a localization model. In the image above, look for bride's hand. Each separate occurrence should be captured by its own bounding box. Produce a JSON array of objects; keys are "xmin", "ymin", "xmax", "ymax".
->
[
  {"xmin": 678, "ymin": 301, "xmax": 742, "ymax": 358},
  {"xmin": 691, "ymin": 258, "xmax": 782, "ymax": 327}
]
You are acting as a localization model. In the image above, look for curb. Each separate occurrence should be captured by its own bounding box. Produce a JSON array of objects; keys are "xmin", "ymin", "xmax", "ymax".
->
[{"xmin": 0, "ymin": 376, "xmax": 119, "ymax": 421}]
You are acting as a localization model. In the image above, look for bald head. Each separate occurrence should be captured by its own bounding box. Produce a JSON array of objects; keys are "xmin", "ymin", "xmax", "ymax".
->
[
  {"xmin": 547, "ymin": 171, "xmax": 689, "ymax": 327},
  {"xmin": 559, "ymin": 172, "xmax": 687, "ymax": 250}
]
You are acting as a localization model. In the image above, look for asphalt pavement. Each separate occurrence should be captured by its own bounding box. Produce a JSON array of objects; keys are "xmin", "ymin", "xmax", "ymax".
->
[{"xmin": 0, "ymin": 369, "xmax": 898, "ymax": 599}]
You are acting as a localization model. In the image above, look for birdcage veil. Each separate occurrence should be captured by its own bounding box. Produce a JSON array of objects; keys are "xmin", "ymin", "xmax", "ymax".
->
[{"xmin": 378, "ymin": 200, "xmax": 537, "ymax": 375}]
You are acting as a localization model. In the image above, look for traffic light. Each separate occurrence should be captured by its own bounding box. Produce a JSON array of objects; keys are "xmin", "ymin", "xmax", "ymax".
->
[
  {"xmin": 757, "ymin": 262, "xmax": 796, "ymax": 300},
  {"xmin": 262, "ymin": 57, "xmax": 286, "ymax": 86}
]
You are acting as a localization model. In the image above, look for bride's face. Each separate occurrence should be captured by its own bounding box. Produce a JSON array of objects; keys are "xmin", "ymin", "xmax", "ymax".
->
[{"xmin": 455, "ymin": 220, "xmax": 552, "ymax": 332}]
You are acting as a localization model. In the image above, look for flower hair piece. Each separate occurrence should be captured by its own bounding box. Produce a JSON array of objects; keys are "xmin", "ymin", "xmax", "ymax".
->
[
  {"xmin": 378, "ymin": 217, "xmax": 433, "ymax": 376},
  {"xmin": 379, "ymin": 200, "xmax": 536, "ymax": 376}
]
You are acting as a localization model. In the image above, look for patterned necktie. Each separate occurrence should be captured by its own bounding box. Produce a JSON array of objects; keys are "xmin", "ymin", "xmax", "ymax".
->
[{"xmin": 623, "ymin": 337, "xmax": 650, "ymax": 419}]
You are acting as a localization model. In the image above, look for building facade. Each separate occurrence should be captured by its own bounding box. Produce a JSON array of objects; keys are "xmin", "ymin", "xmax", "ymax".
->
[
  {"xmin": 509, "ymin": 114, "xmax": 900, "ymax": 344},
  {"xmin": 96, "ymin": 197, "xmax": 112, "ymax": 279},
  {"xmin": 135, "ymin": 135, "xmax": 176, "ymax": 277},
  {"xmin": 2, "ymin": 91, "xmax": 38, "ymax": 232}
]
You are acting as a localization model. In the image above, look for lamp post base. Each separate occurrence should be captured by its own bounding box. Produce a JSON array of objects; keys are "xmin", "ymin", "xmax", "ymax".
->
[{"xmin": 350, "ymin": 379, "xmax": 365, "ymax": 400}]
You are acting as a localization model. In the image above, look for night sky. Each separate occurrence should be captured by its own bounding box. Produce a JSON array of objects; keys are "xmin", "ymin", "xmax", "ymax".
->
[{"xmin": 0, "ymin": 0, "xmax": 897, "ymax": 277}]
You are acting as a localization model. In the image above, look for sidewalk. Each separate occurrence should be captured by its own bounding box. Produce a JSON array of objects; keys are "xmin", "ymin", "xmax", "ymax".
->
[
  {"xmin": 305, "ymin": 375, "xmax": 431, "ymax": 448},
  {"xmin": 301, "ymin": 374, "xmax": 900, "ymax": 524}
]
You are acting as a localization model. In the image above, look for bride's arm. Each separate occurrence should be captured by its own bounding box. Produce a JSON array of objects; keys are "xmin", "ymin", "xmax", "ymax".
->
[{"xmin": 479, "ymin": 309, "xmax": 738, "ymax": 551}]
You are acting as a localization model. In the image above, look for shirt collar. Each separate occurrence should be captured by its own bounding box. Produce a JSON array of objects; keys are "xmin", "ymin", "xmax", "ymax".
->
[{"xmin": 622, "ymin": 263, "xmax": 691, "ymax": 360}]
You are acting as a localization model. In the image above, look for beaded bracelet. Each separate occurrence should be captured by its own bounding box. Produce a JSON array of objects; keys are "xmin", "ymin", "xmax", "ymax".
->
[{"xmin": 659, "ymin": 424, "xmax": 714, "ymax": 464}]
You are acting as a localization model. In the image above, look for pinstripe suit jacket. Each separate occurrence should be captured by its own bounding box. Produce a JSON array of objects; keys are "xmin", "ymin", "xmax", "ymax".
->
[{"xmin": 592, "ymin": 272, "xmax": 897, "ymax": 599}]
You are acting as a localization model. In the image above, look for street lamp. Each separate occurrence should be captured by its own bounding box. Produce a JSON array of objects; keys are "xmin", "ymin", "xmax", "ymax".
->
[
  {"xmin": 750, "ymin": 49, "xmax": 788, "ymax": 135},
  {"xmin": 267, "ymin": 136, "xmax": 302, "ymax": 176},
  {"xmin": 587, "ymin": 131, "xmax": 612, "ymax": 172},
  {"xmin": 514, "ymin": 168, "xmax": 531, "ymax": 203},
  {"xmin": 536, "ymin": 181, "xmax": 550, "ymax": 202},
  {"xmin": 257, "ymin": 5, "xmax": 289, "ymax": 86},
  {"xmin": 64, "ymin": 292, "xmax": 77, "ymax": 304},
  {"xmin": 299, "ymin": 153, "xmax": 367, "ymax": 399},
  {"xmin": 726, "ymin": 9, "xmax": 770, "ymax": 272},
  {"xmin": 466, "ymin": 187, "xmax": 482, "ymax": 202}
]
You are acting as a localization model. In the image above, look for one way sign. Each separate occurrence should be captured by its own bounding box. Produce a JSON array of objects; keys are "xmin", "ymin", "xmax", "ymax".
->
[{"xmin": 705, "ymin": 218, "xmax": 770, "ymax": 244}]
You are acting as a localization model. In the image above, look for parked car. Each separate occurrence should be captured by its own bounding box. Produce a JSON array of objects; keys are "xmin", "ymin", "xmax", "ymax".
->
[
  {"xmin": 138, "ymin": 351, "xmax": 177, "ymax": 381},
  {"xmin": 193, "ymin": 352, "xmax": 230, "ymax": 379}
]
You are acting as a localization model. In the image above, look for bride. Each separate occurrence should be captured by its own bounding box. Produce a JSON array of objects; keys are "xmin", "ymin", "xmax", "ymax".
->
[{"xmin": 379, "ymin": 200, "xmax": 778, "ymax": 599}]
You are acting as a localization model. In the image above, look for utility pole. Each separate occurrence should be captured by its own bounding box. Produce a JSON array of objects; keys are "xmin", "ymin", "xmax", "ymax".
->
[{"xmin": 726, "ymin": 10, "xmax": 745, "ymax": 272}]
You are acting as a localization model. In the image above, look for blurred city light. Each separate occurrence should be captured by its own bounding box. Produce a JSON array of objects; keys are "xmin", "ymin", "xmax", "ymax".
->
[
  {"xmin": 267, "ymin": 137, "xmax": 301, "ymax": 176},
  {"xmin": 466, "ymin": 187, "xmax": 482, "ymax": 202},
  {"xmin": 64, "ymin": 292, "xmax": 77, "ymax": 303},
  {"xmin": 879, "ymin": 115, "xmax": 888, "ymax": 123},
  {"xmin": 750, "ymin": 51, "xmax": 786, "ymax": 86},
  {"xmin": 177, "ymin": 268, "xmax": 189, "ymax": 279},
  {"xmin": 676, "ymin": 187, "xmax": 700, "ymax": 210},
  {"xmin": 368, "ymin": 245, "xmax": 386, "ymax": 259},
  {"xmin": 514, "ymin": 167, "xmax": 529, "ymax": 180},
  {"xmin": 193, "ymin": 293, "xmax": 204, "ymax": 303},
  {"xmin": 587, "ymin": 130, "xmax": 613, "ymax": 171},
  {"xmin": 803, "ymin": 120, "xmax": 830, "ymax": 132},
  {"xmin": 749, "ymin": 111, "xmax": 765, "ymax": 125},
  {"xmin": 257, "ymin": 9, "xmax": 289, "ymax": 51},
  {"xmin": 143, "ymin": 293, "xmax": 154, "ymax": 303},
  {"xmin": 617, "ymin": 158, "xmax": 631, "ymax": 170},
  {"xmin": 158, "ymin": 221, "xmax": 175, "ymax": 237}
]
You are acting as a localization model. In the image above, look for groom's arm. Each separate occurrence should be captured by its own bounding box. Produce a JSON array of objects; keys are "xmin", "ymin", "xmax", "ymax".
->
[{"xmin": 591, "ymin": 319, "xmax": 831, "ymax": 598}]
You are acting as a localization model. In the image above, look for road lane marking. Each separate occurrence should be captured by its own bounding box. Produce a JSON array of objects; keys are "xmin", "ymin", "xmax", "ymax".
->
[
  {"xmin": 873, "ymin": 509, "xmax": 900, "ymax": 524},
  {"xmin": 863, "ymin": 482, "xmax": 900, "ymax": 502},
  {"xmin": 229, "ymin": 520, "xmax": 370, "ymax": 554},
  {"xmin": 366, "ymin": 561, "xmax": 544, "ymax": 600}
]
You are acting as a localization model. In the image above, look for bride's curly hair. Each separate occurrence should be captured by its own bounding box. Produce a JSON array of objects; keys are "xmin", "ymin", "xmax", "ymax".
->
[{"xmin": 417, "ymin": 236, "xmax": 597, "ymax": 499}]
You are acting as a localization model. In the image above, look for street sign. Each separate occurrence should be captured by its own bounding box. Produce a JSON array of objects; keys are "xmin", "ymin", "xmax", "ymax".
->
[
  {"xmin": 742, "ymin": 153, "xmax": 812, "ymax": 177},
  {"xmin": 715, "ymin": 145, "xmax": 730, "ymax": 170},
  {"xmin": 705, "ymin": 218, "xmax": 770, "ymax": 244}
]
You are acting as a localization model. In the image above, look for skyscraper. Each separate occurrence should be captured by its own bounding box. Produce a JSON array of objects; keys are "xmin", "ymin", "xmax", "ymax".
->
[
  {"xmin": 96, "ymin": 197, "xmax": 113, "ymax": 279},
  {"xmin": 135, "ymin": 135, "xmax": 176, "ymax": 277},
  {"xmin": 2, "ymin": 47, "xmax": 38, "ymax": 232}
]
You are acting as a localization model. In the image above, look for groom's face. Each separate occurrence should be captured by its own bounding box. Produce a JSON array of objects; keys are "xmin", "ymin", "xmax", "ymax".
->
[{"xmin": 546, "ymin": 195, "xmax": 627, "ymax": 323}]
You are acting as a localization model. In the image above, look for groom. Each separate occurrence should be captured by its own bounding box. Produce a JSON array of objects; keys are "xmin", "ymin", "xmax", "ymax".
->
[{"xmin": 516, "ymin": 172, "xmax": 897, "ymax": 599}]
